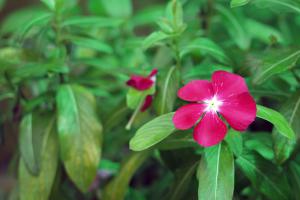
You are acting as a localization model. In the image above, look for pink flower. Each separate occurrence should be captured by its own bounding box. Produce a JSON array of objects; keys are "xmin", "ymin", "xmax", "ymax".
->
[
  {"xmin": 126, "ymin": 69, "xmax": 158, "ymax": 112},
  {"xmin": 172, "ymin": 70, "xmax": 256, "ymax": 147},
  {"xmin": 126, "ymin": 69, "xmax": 158, "ymax": 91}
]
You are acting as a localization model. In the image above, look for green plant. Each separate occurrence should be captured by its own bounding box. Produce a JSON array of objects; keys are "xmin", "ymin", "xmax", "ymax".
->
[{"xmin": 0, "ymin": 0, "xmax": 300, "ymax": 200}]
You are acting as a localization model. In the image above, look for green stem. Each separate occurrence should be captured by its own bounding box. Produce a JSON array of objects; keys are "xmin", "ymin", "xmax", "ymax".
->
[
  {"xmin": 172, "ymin": 37, "xmax": 181, "ymax": 69},
  {"xmin": 125, "ymin": 99, "xmax": 144, "ymax": 130}
]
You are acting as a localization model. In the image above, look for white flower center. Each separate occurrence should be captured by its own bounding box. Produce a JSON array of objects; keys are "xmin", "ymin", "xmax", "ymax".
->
[{"xmin": 204, "ymin": 96, "xmax": 222, "ymax": 112}]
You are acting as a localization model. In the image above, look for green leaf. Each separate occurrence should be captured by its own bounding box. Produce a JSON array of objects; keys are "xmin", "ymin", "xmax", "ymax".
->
[
  {"xmin": 131, "ymin": 5, "xmax": 164, "ymax": 26},
  {"xmin": 256, "ymin": 105, "xmax": 295, "ymax": 139},
  {"xmin": 129, "ymin": 112, "xmax": 175, "ymax": 151},
  {"xmin": 100, "ymin": 0, "xmax": 132, "ymax": 18},
  {"xmin": 230, "ymin": 0, "xmax": 300, "ymax": 13},
  {"xmin": 230, "ymin": 0, "xmax": 250, "ymax": 7},
  {"xmin": 236, "ymin": 151, "xmax": 291, "ymax": 200},
  {"xmin": 68, "ymin": 36, "xmax": 113, "ymax": 54},
  {"xmin": 216, "ymin": 5, "xmax": 250, "ymax": 50},
  {"xmin": 245, "ymin": 19, "xmax": 284, "ymax": 44},
  {"xmin": 180, "ymin": 38, "xmax": 230, "ymax": 64},
  {"xmin": 157, "ymin": 19, "xmax": 175, "ymax": 34},
  {"xmin": 0, "ymin": 6, "xmax": 50, "ymax": 35},
  {"xmin": 143, "ymin": 31, "xmax": 171, "ymax": 50},
  {"xmin": 52, "ymin": 0, "xmax": 77, "ymax": 12},
  {"xmin": 17, "ymin": 12, "xmax": 52, "ymax": 39},
  {"xmin": 253, "ymin": 50, "xmax": 300, "ymax": 84},
  {"xmin": 19, "ymin": 113, "xmax": 45, "ymax": 175},
  {"xmin": 254, "ymin": 0, "xmax": 300, "ymax": 14},
  {"xmin": 56, "ymin": 84, "xmax": 103, "ymax": 192},
  {"xmin": 244, "ymin": 133, "xmax": 274, "ymax": 160},
  {"xmin": 40, "ymin": 0, "xmax": 56, "ymax": 10},
  {"xmin": 8, "ymin": 62, "xmax": 68, "ymax": 83},
  {"xmin": 19, "ymin": 114, "xmax": 58, "ymax": 200},
  {"xmin": 166, "ymin": 0, "xmax": 184, "ymax": 29},
  {"xmin": 61, "ymin": 16, "xmax": 123, "ymax": 28},
  {"xmin": 197, "ymin": 143, "xmax": 234, "ymax": 200},
  {"xmin": 103, "ymin": 151, "xmax": 151, "ymax": 200},
  {"xmin": 273, "ymin": 92, "xmax": 300, "ymax": 164},
  {"xmin": 225, "ymin": 129, "xmax": 243, "ymax": 157},
  {"xmin": 156, "ymin": 67, "xmax": 179, "ymax": 115}
]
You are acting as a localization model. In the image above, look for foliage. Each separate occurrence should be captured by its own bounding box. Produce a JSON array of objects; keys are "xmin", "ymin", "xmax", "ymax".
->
[{"xmin": 0, "ymin": 0, "xmax": 300, "ymax": 199}]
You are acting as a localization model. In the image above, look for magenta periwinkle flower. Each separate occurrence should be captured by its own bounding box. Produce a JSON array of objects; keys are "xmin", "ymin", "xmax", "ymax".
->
[
  {"xmin": 126, "ymin": 69, "xmax": 158, "ymax": 111},
  {"xmin": 172, "ymin": 70, "xmax": 257, "ymax": 147}
]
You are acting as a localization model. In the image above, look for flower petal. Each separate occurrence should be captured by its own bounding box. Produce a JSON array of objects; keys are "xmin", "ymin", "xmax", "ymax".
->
[
  {"xmin": 172, "ymin": 103, "xmax": 205, "ymax": 130},
  {"xmin": 126, "ymin": 75, "xmax": 154, "ymax": 91},
  {"xmin": 193, "ymin": 111, "xmax": 227, "ymax": 147},
  {"xmin": 219, "ymin": 92, "xmax": 257, "ymax": 131},
  {"xmin": 178, "ymin": 80, "xmax": 214, "ymax": 102},
  {"xmin": 148, "ymin": 68, "xmax": 158, "ymax": 78},
  {"xmin": 140, "ymin": 95, "xmax": 153, "ymax": 112},
  {"xmin": 212, "ymin": 70, "xmax": 249, "ymax": 99}
]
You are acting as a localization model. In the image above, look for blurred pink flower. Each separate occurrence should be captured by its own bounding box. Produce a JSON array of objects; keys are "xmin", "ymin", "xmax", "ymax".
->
[
  {"xmin": 126, "ymin": 69, "xmax": 158, "ymax": 91},
  {"xmin": 126, "ymin": 69, "xmax": 158, "ymax": 112}
]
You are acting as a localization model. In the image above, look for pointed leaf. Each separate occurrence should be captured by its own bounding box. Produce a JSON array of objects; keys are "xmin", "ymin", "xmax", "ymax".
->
[
  {"xmin": 231, "ymin": 0, "xmax": 250, "ymax": 7},
  {"xmin": 129, "ymin": 112, "xmax": 175, "ymax": 151},
  {"xmin": 143, "ymin": 31, "xmax": 171, "ymax": 50},
  {"xmin": 68, "ymin": 36, "xmax": 113, "ymax": 54},
  {"xmin": 41, "ymin": 0, "xmax": 56, "ymax": 10},
  {"xmin": 180, "ymin": 38, "xmax": 230, "ymax": 64},
  {"xmin": 197, "ymin": 143, "xmax": 234, "ymax": 200},
  {"xmin": 56, "ymin": 84, "xmax": 103, "ymax": 192},
  {"xmin": 253, "ymin": 50, "xmax": 300, "ymax": 84},
  {"xmin": 254, "ymin": 0, "xmax": 300, "ymax": 14},
  {"xmin": 257, "ymin": 105, "xmax": 295, "ymax": 139},
  {"xmin": 19, "ymin": 114, "xmax": 58, "ymax": 200},
  {"xmin": 19, "ymin": 113, "xmax": 45, "ymax": 175},
  {"xmin": 166, "ymin": 0, "xmax": 184, "ymax": 28},
  {"xmin": 245, "ymin": 19, "xmax": 284, "ymax": 44},
  {"xmin": 273, "ymin": 92, "xmax": 300, "ymax": 164}
]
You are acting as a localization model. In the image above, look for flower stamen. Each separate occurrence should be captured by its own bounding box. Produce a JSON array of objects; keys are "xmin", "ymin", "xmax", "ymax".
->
[{"xmin": 204, "ymin": 96, "xmax": 222, "ymax": 112}]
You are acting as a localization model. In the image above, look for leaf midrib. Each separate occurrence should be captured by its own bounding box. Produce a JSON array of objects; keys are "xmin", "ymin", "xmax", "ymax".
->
[
  {"xmin": 262, "ymin": 0, "xmax": 300, "ymax": 14},
  {"xmin": 256, "ymin": 50, "xmax": 300, "ymax": 82},
  {"xmin": 214, "ymin": 144, "xmax": 221, "ymax": 200},
  {"xmin": 65, "ymin": 86, "xmax": 85, "ymax": 186}
]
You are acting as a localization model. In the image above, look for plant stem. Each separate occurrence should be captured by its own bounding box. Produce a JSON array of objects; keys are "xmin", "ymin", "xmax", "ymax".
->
[
  {"xmin": 172, "ymin": 37, "xmax": 181, "ymax": 69},
  {"xmin": 125, "ymin": 99, "xmax": 144, "ymax": 130}
]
